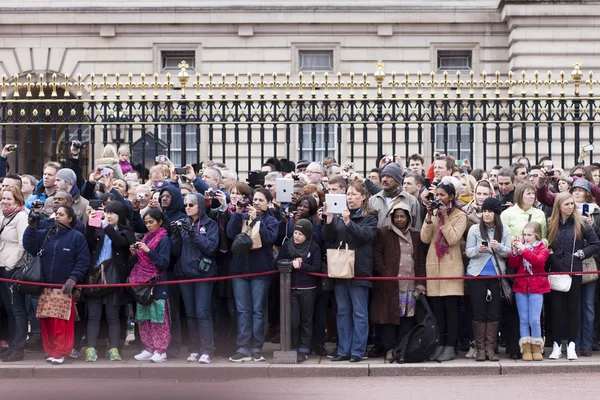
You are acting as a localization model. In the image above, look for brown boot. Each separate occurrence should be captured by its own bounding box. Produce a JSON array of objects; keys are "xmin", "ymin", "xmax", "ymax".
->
[
  {"xmin": 530, "ymin": 338, "xmax": 544, "ymax": 361},
  {"xmin": 519, "ymin": 337, "xmax": 533, "ymax": 361},
  {"xmin": 473, "ymin": 322, "xmax": 486, "ymax": 362},
  {"xmin": 485, "ymin": 321, "xmax": 499, "ymax": 361}
]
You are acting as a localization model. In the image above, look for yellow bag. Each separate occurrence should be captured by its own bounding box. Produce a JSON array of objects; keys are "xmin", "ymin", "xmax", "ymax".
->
[{"xmin": 327, "ymin": 242, "xmax": 355, "ymax": 279}]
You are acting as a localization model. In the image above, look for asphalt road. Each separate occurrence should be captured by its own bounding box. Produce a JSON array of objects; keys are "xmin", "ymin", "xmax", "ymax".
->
[{"xmin": 4, "ymin": 374, "xmax": 600, "ymax": 400}]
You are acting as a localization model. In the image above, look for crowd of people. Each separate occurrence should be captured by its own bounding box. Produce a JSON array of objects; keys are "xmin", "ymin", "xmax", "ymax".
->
[{"xmin": 0, "ymin": 140, "xmax": 599, "ymax": 365}]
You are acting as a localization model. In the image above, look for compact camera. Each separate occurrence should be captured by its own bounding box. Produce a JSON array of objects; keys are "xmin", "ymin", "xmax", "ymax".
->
[
  {"xmin": 72, "ymin": 140, "xmax": 86, "ymax": 150},
  {"xmin": 430, "ymin": 199, "xmax": 444, "ymax": 209},
  {"xmin": 236, "ymin": 198, "xmax": 250, "ymax": 208}
]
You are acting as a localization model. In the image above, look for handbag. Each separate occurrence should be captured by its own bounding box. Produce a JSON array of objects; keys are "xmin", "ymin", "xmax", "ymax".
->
[
  {"xmin": 83, "ymin": 259, "xmax": 120, "ymax": 298},
  {"xmin": 126, "ymin": 276, "xmax": 158, "ymax": 306},
  {"xmin": 36, "ymin": 288, "xmax": 73, "ymax": 320},
  {"xmin": 231, "ymin": 218, "xmax": 259, "ymax": 257},
  {"xmin": 326, "ymin": 242, "xmax": 355, "ymax": 279},
  {"xmin": 582, "ymin": 257, "xmax": 599, "ymax": 284},
  {"xmin": 12, "ymin": 229, "xmax": 52, "ymax": 296},
  {"xmin": 549, "ymin": 235, "xmax": 576, "ymax": 292},
  {"xmin": 198, "ymin": 257, "xmax": 212, "ymax": 273},
  {"xmin": 491, "ymin": 250, "xmax": 513, "ymax": 305}
]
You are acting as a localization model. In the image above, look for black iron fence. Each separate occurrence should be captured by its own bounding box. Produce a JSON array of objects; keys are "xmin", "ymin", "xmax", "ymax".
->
[{"xmin": 0, "ymin": 60, "xmax": 596, "ymax": 176}]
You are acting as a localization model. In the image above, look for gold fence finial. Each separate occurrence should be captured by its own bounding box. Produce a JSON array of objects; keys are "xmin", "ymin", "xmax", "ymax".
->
[
  {"xmin": 572, "ymin": 60, "xmax": 583, "ymax": 96},
  {"xmin": 12, "ymin": 75, "xmax": 21, "ymax": 98},
  {"xmin": 1, "ymin": 75, "xmax": 8, "ymax": 99},
  {"xmin": 25, "ymin": 74, "xmax": 33, "ymax": 98},
  {"xmin": 178, "ymin": 60, "xmax": 190, "ymax": 98},
  {"xmin": 586, "ymin": 70, "xmax": 595, "ymax": 96},
  {"xmin": 374, "ymin": 59, "xmax": 385, "ymax": 96},
  {"xmin": 37, "ymin": 74, "xmax": 46, "ymax": 98}
]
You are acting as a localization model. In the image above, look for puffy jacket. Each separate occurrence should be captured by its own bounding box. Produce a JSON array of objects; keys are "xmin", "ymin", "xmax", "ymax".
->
[
  {"xmin": 509, "ymin": 243, "xmax": 551, "ymax": 294},
  {"xmin": 226, "ymin": 211, "xmax": 279, "ymax": 278},
  {"xmin": 25, "ymin": 179, "xmax": 53, "ymax": 210},
  {"xmin": 276, "ymin": 240, "xmax": 321, "ymax": 288},
  {"xmin": 0, "ymin": 210, "xmax": 29, "ymax": 270},
  {"xmin": 171, "ymin": 193, "xmax": 220, "ymax": 279},
  {"xmin": 23, "ymin": 225, "xmax": 90, "ymax": 284},
  {"xmin": 548, "ymin": 216, "xmax": 600, "ymax": 273},
  {"xmin": 321, "ymin": 210, "xmax": 378, "ymax": 288}
]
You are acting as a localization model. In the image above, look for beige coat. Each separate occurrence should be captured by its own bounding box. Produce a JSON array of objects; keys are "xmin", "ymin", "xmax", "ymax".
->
[
  {"xmin": 420, "ymin": 207, "xmax": 468, "ymax": 296},
  {"xmin": 0, "ymin": 210, "xmax": 29, "ymax": 270}
]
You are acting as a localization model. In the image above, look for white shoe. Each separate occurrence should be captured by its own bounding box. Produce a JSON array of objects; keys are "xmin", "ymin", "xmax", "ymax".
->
[
  {"xmin": 150, "ymin": 352, "xmax": 167, "ymax": 363},
  {"xmin": 134, "ymin": 350, "xmax": 154, "ymax": 361},
  {"xmin": 198, "ymin": 354, "xmax": 212, "ymax": 364},
  {"xmin": 549, "ymin": 342, "xmax": 562, "ymax": 359},
  {"xmin": 465, "ymin": 342, "xmax": 476, "ymax": 358},
  {"xmin": 567, "ymin": 342, "xmax": 578, "ymax": 360},
  {"xmin": 51, "ymin": 357, "xmax": 64, "ymax": 365},
  {"xmin": 46, "ymin": 356, "xmax": 54, "ymax": 363},
  {"xmin": 187, "ymin": 353, "xmax": 199, "ymax": 362}
]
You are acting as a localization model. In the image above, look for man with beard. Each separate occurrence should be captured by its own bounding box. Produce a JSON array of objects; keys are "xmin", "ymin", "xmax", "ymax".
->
[{"xmin": 497, "ymin": 168, "xmax": 516, "ymax": 207}]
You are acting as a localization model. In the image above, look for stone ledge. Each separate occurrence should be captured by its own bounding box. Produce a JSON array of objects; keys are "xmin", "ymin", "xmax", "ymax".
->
[
  {"xmin": 269, "ymin": 364, "xmax": 369, "ymax": 378},
  {"xmin": 139, "ymin": 363, "xmax": 269, "ymax": 380},
  {"xmin": 369, "ymin": 362, "xmax": 501, "ymax": 377},
  {"xmin": 501, "ymin": 361, "xmax": 600, "ymax": 375},
  {"xmin": 32, "ymin": 364, "xmax": 140, "ymax": 379}
]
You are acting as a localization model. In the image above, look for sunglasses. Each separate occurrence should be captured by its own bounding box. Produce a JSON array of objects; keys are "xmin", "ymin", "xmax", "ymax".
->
[
  {"xmin": 184, "ymin": 203, "xmax": 196, "ymax": 208},
  {"xmin": 571, "ymin": 173, "xmax": 584, "ymax": 178}
]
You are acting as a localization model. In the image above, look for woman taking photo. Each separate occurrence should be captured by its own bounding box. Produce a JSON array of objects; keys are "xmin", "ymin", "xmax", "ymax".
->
[
  {"xmin": 0, "ymin": 187, "xmax": 32, "ymax": 362},
  {"xmin": 23, "ymin": 205, "xmax": 90, "ymax": 365},
  {"xmin": 172, "ymin": 193, "xmax": 219, "ymax": 364},
  {"xmin": 129, "ymin": 208, "xmax": 171, "ymax": 363},
  {"xmin": 465, "ymin": 197, "xmax": 511, "ymax": 361},
  {"xmin": 421, "ymin": 181, "xmax": 468, "ymax": 362},
  {"xmin": 547, "ymin": 192, "xmax": 600, "ymax": 360},
  {"xmin": 322, "ymin": 181, "xmax": 378, "ymax": 363},
  {"xmin": 226, "ymin": 188, "xmax": 279, "ymax": 363},
  {"xmin": 372, "ymin": 203, "xmax": 427, "ymax": 361},
  {"xmin": 83, "ymin": 201, "xmax": 136, "ymax": 362}
]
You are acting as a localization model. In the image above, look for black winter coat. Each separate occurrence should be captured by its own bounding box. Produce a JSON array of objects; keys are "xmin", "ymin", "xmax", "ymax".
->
[{"xmin": 549, "ymin": 216, "xmax": 600, "ymax": 273}]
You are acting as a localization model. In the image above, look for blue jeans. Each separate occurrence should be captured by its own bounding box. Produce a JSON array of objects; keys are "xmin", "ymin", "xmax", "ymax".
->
[
  {"xmin": 334, "ymin": 281, "xmax": 369, "ymax": 358},
  {"xmin": 0, "ymin": 268, "xmax": 28, "ymax": 353},
  {"xmin": 180, "ymin": 281, "xmax": 215, "ymax": 356},
  {"xmin": 26, "ymin": 295, "xmax": 40, "ymax": 339},
  {"xmin": 232, "ymin": 278, "xmax": 270, "ymax": 355},
  {"xmin": 576, "ymin": 281, "xmax": 597, "ymax": 351},
  {"xmin": 515, "ymin": 292, "xmax": 544, "ymax": 338}
]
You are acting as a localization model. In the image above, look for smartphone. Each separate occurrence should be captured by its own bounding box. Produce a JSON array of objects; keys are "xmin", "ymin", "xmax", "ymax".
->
[
  {"xmin": 482, "ymin": 241, "xmax": 488, "ymax": 247},
  {"xmin": 6, "ymin": 144, "xmax": 16, "ymax": 152},
  {"xmin": 583, "ymin": 144, "xmax": 594, "ymax": 152},
  {"xmin": 155, "ymin": 155, "xmax": 167, "ymax": 163},
  {"xmin": 514, "ymin": 234, "xmax": 521, "ymax": 243},
  {"xmin": 89, "ymin": 199, "xmax": 103, "ymax": 210},
  {"xmin": 88, "ymin": 211, "xmax": 104, "ymax": 228},
  {"xmin": 456, "ymin": 160, "xmax": 463, "ymax": 167},
  {"xmin": 101, "ymin": 167, "xmax": 111, "ymax": 176},
  {"xmin": 583, "ymin": 203, "xmax": 590, "ymax": 216},
  {"xmin": 174, "ymin": 167, "xmax": 187, "ymax": 175},
  {"xmin": 424, "ymin": 178, "xmax": 431, "ymax": 188}
]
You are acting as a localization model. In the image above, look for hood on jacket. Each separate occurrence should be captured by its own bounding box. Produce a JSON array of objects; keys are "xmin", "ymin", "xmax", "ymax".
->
[
  {"xmin": 160, "ymin": 185, "xmax": 186, "ymax": 220},
  {"xmin": 388, "ymin": 201, "xmax": 412, "ymax": 228},
  {"xmin": 189, "ymin": 192, "xmax": 212, "ymax": 225}
]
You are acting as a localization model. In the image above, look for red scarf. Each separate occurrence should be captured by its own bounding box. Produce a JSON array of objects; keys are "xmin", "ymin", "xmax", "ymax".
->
[
  {"xmin": 129, "ymin": 227, "xmax": 168, "ymax": 284},
  {"xmin": 434, "ymin": 207, "xmax": 453, "ymax": 259}
]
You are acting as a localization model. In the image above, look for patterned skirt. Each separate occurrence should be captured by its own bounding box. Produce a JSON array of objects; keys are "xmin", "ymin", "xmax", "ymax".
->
[{"xmin": 136, "ymin": 299, "xmax": 168, "ymax": 324}]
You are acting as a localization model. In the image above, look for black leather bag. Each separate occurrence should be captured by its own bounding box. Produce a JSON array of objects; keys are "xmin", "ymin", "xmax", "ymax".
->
[
  {"xmin": 126, "ymin": 276, "xmax": 158, "ymax": 306},
  {"xmin": 231, "ymin": 219, "xmax": 258, "ymax": 257},
  {"xmin": 12, "ymin": 230, "xmax": 52, "ymax": 296},
  {"xmin": 83, "ymin": 259, "xmax": 119, "ymax": 298}
]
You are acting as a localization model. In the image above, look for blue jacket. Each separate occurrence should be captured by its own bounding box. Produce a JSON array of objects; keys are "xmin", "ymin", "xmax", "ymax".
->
[
  {"xmin": 226, "ymin": 211, "xmax": 279, "ymax": 278},
  {"xmin": 160, "ymin": 185, "xmax": 187, "ymax": 223},
  {"xmin": 171, "ymin": 193, "xmax": 220, "ymax": 279},
  {"xmin": 39, "ymin": 217, "xmax": 85, "ymax": 234},
  {"xmin": 23, "ymin": 225, "xmax": 90, "ymax": 284},
  {"xmin": 25, "ymin": 179, "xmax": 51, "ymax": 210}
]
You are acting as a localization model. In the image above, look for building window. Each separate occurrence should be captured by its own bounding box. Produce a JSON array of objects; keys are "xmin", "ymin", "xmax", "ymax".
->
[
  {"xmin": 298, "ymin": 124, "xmax": 336, "ymax": 162},
  {"xmin": 435, "ymin": 123, "xmax": 472, "ymax": 161},
  {"xmin": 161, "ymin": 50, "xmax": 196, "ymax": 71},
  {"xmin": 299, "ymin": 50, "xmax": 334, "ymax": 72},
  {"xmin": 158, "ymin": 125, "xmax": 198, "ymax": 166},
  {"xmin": 437, "ymin": 50, "xmax": 472, "ymax": 72}
]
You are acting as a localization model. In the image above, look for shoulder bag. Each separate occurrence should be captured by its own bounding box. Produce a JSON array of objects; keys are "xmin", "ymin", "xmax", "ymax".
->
[
  {"xmin": 491, "ymin": 249, "xmax": 513, "ymax": 305},
  {"xmin": 83, "ymin": 259, "xmax": 120, "ymax": 298},
  {"xmin": 231, "ymin": 218, "xmax": 259, "ymax": 257},
  {"xmin": 326, "ymin": 242, "xmax": 355, "ymax": 279},
  {"xmin": 126, "ymin": 276, "xmax": 158, "ymax": 306},
  {"xmin": 12, "ymin": 229, "xmax": 52, "ymax": 296},
  {"xmin": 548, "ymin": 234, "xmax": 575, "ymax": 292}
]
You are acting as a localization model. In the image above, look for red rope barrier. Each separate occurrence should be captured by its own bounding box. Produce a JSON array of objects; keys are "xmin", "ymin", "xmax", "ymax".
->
[
  {"xmin": 0, "ymin": 270, "xmax": 278, "ymax": 289},
  {"xmin": 299, "ymin": 270, "xmax": 600, "ymax": 281}
]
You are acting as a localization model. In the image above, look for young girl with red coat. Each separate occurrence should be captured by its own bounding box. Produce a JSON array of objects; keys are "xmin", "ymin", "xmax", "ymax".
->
[{"xmin": 508, "ymin": 221, "xmax": 550, "ymax": 362}]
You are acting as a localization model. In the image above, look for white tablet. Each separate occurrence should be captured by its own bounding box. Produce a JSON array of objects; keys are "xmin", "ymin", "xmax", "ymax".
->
[
  {"xmin": 326, "ymin": 194, "xmax": 347, "ymax": 214},
  {"xmin": 276, "ymin": 178, "xmax": 294, "ymax": 203}
]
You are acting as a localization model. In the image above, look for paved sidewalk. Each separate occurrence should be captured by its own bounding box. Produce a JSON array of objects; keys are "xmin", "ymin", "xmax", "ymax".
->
[{"xmin": 3, "ymin": 342, "xmax": 600, "ymax": 379}]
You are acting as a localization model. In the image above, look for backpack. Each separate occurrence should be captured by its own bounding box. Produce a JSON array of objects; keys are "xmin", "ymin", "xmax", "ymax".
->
[{"xmin": 391, "ymin": 295, "xmax": 440, "ymax": 364}]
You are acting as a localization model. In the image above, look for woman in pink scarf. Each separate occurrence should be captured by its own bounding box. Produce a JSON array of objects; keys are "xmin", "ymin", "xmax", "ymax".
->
[
  {"xmin": 129, "ymin": 208, "xmax": 171, "ymax": 363},
  {"xmin": 421, "ymin": 181, "xmax": 468, "ymax": 362}
]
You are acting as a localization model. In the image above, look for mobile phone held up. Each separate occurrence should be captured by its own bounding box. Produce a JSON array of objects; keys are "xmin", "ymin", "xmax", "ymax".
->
[
  {"xmin": 583, "ymin": 144, "xmax": 594, "ymax": 152},
  {"xmin": 583, "ymin": 203, "xmax": 590, "ymax": 216},
  {"xmin": 174, "ymin": 167, "xmax": 187, "ymax": 175},
  {"xmin": 482, "ymin": 241, "xmax": 488, "ymax": 247}
]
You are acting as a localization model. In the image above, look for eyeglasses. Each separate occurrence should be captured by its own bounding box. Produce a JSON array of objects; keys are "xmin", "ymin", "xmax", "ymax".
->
[
  {"xmin": 184, "ymin": 203, "xmax": 196, "ymax": 208},
  {"xmin": 571, "ymin": 173, "xmax": 584, "ymax": 178},
  {"xmin": 306, "ymin": 170, "xmax": 322, "ymax": 175},
  {"xmin": 161, "ymin": 194, "xmax": 171, "ymax": 199},
  {"xmin": 529, "ymin": 174, "xmax": 540, "ymax": 178},
  {"xmin": 264, "ymin": 184, "xmax": 274, "ymax": 188}
]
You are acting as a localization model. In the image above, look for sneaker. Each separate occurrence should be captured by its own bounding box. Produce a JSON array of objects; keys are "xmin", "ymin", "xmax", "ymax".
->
[
  {"xmin": 69, "ymin": 349, "xmax": 80, "ymax": 359},
  {"xmin": 85, "ymin": 347, "xmax": 98, "ymax": 362},
  {"xmin": 150, "ymin": 352, "xmax": 167, "ymax": 363},
  {"xmin": 229, "ymin": 352, "xmax": 252, "ymax": 363},
  {"xmin": 108, "ymin": 348, "xmax": 121, "ymax": 361},
  {"xmin": 51, "ymin": 357, "xmax": 65, "ymax": 365},
  {"xmin": 549, "ymin": 342, "xmax": 562, "ymax": 359},
  {"xmin": 567, "ymin": 342, "xmax": 578, "ymax": 360},
  {"xmin": 252, "ymin": 351, "xmax": 266, "ymax": 362},
  {"xmin": 187, "ymin": 353, "xmax": 200, "ymax": 362},
  {"xmin": 465, "ymin": 341, "xmax": 476, "ymax": 358},
  {"xmin": 198, "ymin": 354, "xmax": 212, "ymax": 364},
  {"xmin": 1, "ymin": 350, "xmax": 24, "ymax": 362},
  {"xmin": 435, "ymin": 346, "xmax": 456, "ymax": 362},
  {"xmin": 46, "ymin": 356, "xmax": 54, "ymax": 363},
  {"xmin": 297, "ymin": 353, "xmax": 308, "ymax": 363},
  {"xmin": 134, "ymin": 350, "xmax": 154, "ymax": 361}
]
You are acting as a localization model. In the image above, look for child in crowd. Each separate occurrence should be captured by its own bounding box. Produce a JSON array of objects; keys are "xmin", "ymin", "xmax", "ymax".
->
[
  {"xmin": 118, "ymin": 145, "xmax": 134, "ymax": 175},
  {"xmin": 275, "ymin": 219, "xmax": 321, "ymax": 363},
  {"xmin": 509, "ymin": 221, "xmax": 550, "ymax": 362}
]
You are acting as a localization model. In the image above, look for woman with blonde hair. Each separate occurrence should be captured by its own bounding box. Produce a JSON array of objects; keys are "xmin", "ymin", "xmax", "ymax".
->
[
  {"xmin": 546, "ymin": 192, "xmax": 600, "ymax": 360},
  {"xmin": 458, "ymin": 174, "xmax": 477, "ymax": 205}
]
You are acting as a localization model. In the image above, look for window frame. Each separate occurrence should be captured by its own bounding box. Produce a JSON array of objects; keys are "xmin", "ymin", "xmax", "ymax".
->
[{"xmin": 157, "ymin": 125, "xmax": 198, "ymax": 166}]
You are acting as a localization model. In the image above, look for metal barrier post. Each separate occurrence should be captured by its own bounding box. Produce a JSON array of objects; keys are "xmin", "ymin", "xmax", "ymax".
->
[{"xmin": 273, "ymin": 259, "xmax": 296, "ymax": 364}]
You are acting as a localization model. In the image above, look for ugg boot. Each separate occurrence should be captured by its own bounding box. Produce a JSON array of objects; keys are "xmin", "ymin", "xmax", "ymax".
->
[
  {"xmin": 530, "ymin": 338, "xmax": 544, "ymax": 361},
  {"xmin": 485, "ymin": 321, "xmax": 500, "ymax": 361},
  {"xmin": 519, "ymin": 337, "xmax": 533, "ymax": 361},
  {"xmin": 473, "ymin": 322, "xmax": 486, "ymax": 362}
]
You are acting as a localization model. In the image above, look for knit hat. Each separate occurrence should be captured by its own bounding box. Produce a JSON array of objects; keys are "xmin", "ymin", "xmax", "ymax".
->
[
  {"xmin": 570, "ymin": 179, "xmax": 591, "ymax": 194},
  {"xmin": 293, "ymin": 219, "xmax": 313, "ymax": 241},
  {"xmin": 482, "ymin": 197, "xmax": 503, "ymax": 215},
  {"xmin": 56, "ymin": 168, "xmax": 77, "ymax": 187},
  {"xmin": 381, "ymin": 163, "xmax": 404, "ymax": 185}
]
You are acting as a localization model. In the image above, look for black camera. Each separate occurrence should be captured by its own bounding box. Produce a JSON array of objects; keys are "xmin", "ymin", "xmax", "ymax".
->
[
  {"xmin": 31, "ymin": 200, "xmax": 44, "ymax": 209},
  {"xmin": 208, "ymin": 189, "xmax": 219, "ymax": 198},
  {"xmin": 237, "ymin": 198, "xmax": 250, "ymax": 208},
  {"xmin": 545, "ymin": 170, "xmax": 555, "ymax": 177},
  {"xmin": 29, "ymin": 211, "xmax": 42, "ymax": 223},
  {"xmin": 430, "ymin": 199, "xmax": 444, "ymax": 209},
  {"xmin": 284, "ymin": 211, "xmax": 296, "ymax": 219},
  {"xmin": 72, "ymin": 140, "xmax": 86, "ymax": 150},
  {"xmin": 134, "ymin": 243, "xmax": 142, "ymax": 249},
  {"xmin": 290, "ymin": 173, "xmax": 300, "ymax": 181}
]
